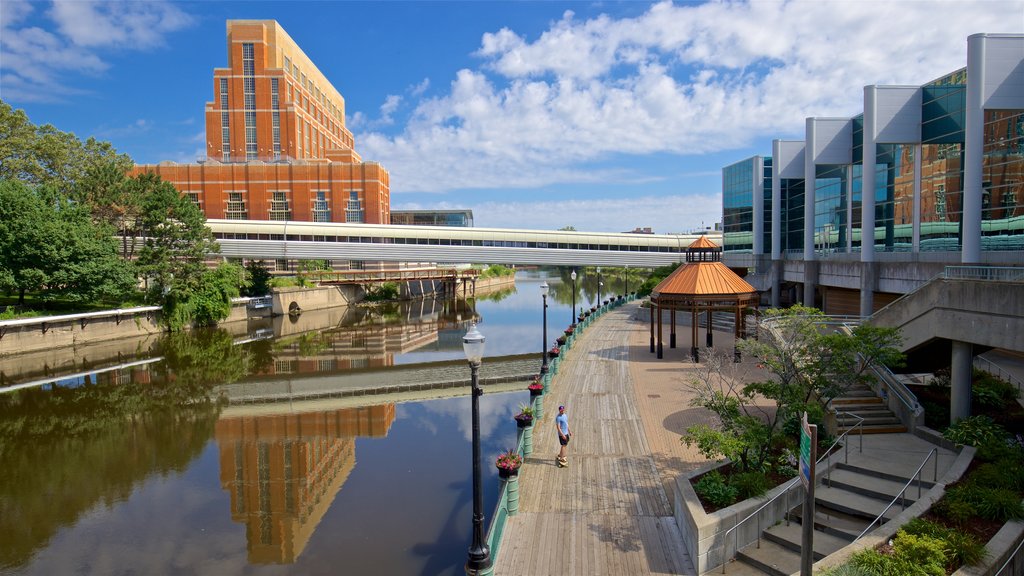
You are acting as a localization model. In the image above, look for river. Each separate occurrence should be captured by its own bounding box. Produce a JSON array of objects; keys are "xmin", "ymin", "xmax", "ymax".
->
[{"xmin": 0, "ymin": 270, "xmax": 629, "ymax": 575}]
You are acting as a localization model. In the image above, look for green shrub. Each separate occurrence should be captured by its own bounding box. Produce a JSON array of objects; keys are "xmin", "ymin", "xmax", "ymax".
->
[
  {"xmin": 972, "ymin": 487, "xmax": 1024, "ymax": 522},
  {"xmin": 729, "ymin": 471, "xmax": 771, "ymax": 500},
  {"xmin": 818, "ymin": 564, "xmax": 874, "ymax": 576},
  {"xmin": 943, "ymin": 415, "xmax": 1008, "ymax": 448},
  {"xmin": 693, "ymin": 470, "xmax": 738, "ymax": 509},
  {"xmin": 971, "ymin": 461, "xmax": 1024, "ymax": 492},
  {"xmin": 974, "ymin": 369, "xmax": 1019, "ymax": 401},
  {"xmin": 363, "ymin": 282, "xmax": 400, "ymax": 302},
  {"xmin": 902, "ymin": 517, "xmax": 986, "ymax": 569},
  {"xmin": 850, "ymin": 530, "xmax": 947, "ymax": 576},
  {"xmin": 932, "ymin": 495, "xmax": 976, "ymax": 526}
]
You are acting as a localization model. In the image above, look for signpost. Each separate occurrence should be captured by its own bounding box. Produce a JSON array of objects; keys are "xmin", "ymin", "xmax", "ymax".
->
[{"xmin": 799, "ymin": 412, "xmax": 817, "ymax": 576}]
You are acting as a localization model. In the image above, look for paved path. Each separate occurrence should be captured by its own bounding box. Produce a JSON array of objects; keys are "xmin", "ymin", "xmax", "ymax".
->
[{"xmin": 493, "ymin": 303, "xmax": 697, "ymax": 575}]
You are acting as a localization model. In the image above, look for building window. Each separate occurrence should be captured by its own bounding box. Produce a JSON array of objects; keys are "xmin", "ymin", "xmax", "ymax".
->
[
  {"xmin": 345, "ymin": 190, "xmax": 364, "ymax": 223},
  {"xmin": 275, "ymin": 259, "xmax": 289, "ymax": 272},
  {"xmin": 219, "ymin": 78, "xmax": 230, "ymax": 161},
  {"xmin": 184, "ymin": 192, "xmax": 201, "ymax": 207},
  {"xmin": 242, "ymin": 43, "xmax": 257, "ymax": 160},
  {"xmin": 269, "ymin": 191, "xmax": 291, "ymax": 221},
  {"xmin": 312, "ymin": 190, "xmax": 331, "ymax": 222},
  {"xmin": 226, "ymin": 191, "xmax": 247, "ymax": 220},
  {"xmin": 935, "ymin": 184, "xmax": 947, "ymax": 220},
  {"xmin": 271, "ymin": 78, "xmax": 281, "ymax": 160}
]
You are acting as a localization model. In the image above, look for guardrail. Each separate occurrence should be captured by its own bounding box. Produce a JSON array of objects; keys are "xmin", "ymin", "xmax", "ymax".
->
[
  {"xmin": 854, "ymin": 447, "xmax": 938, "ymax": 541},
  {"xmin": 943, "ymin": 266, "xmax": 1024, "ymax": 282},
  {"xmin": 974, "ymin": 356, "xmax": 1024, "ymax": 398},
  {"xmin": 718, "ymin": 414, "xmax": 865, "ymax": 573}
]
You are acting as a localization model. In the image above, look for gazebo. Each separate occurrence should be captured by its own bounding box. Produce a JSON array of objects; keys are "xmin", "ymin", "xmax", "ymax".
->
[{"xmin": 649, "ymin": 236, "xmax": 759, "ymax": 362}]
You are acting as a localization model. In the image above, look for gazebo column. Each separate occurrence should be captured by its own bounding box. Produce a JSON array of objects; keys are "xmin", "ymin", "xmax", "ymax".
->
[
  {"xmin": 649, "ymin": 298, "xmax": 656, "ymax": 353},
  {"xmin": 657, "ymin": 301, "xmax": 664, "ymax": 359},
  {"xmin": 670, "ymin": 309, "xmax": 676, "ymax": 348},
  {"xmin": 691, "ymin": 306, "xmax": 699, "ymax": 362},
  {"xmin": 706, "ymin": 308, "xmax": 714, "ymax": 348}
]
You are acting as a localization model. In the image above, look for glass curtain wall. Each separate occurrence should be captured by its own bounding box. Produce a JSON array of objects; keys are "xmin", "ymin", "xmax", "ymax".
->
[
  {"xmin": 723, "ymin": 159, "xmax": 755, "ymax": 253},
  {"xmin": 782, "ymin": 178, "xmax": 805, "ymax": 253},
  {"xmin": 874, "ymin": 144, "xmax": 915, "ymax": 252},
  {"xmin": 920, "ymin": 71, "xmax": 967, "ymax": 251},
  {"xmin": 851, "ymin": 116, "xmax": 864, "ymax": 251},
  {"xmin": 981, "ymin": 109, "xmax": 1024, "ymax": 250},
  {"xmin": 814, "ymin": 165, "xmax": 847, "ymax": 254}
]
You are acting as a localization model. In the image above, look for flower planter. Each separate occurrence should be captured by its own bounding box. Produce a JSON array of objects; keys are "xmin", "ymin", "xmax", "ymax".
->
[
  {"xmin": 528, "ymin": 385, "xmax": 544, "ymax": 397},
  {"xmin": 556, "ymin": 336, "xmax": 566, "ymax": 346},
  {"xmin": 497, "ymin": 465, "xmax": 520, "ymax": 479},
  {"xmin": 515, "ymin": 415, "xmax": 533, "ymax": 428}
]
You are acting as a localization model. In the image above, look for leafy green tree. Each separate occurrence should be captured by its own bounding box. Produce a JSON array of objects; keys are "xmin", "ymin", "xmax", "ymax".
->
[
  {"xmin": 243, "ymin": 260, "xmax": 272, "ymax": 296},
  {"xmin": 683, "ymin": 306, "xmax": 904, "ymax": 474},
  {"xmin": 0, "ymin": 180, "xmax": 135, "ymax": 304},
  {"xmin": 0, "ymin": 101, "xmax": 132, "ymax": 194},
  {"xmin": 74, "ymin": 160, "xmax": 147, "ymax": 259}
]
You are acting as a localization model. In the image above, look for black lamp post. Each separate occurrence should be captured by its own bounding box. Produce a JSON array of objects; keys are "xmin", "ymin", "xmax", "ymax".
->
[
  {"xmin": 597, "ymin": 266, "xmax": 603, "ymax": 305},
  {"xmin": 625, "ymin": 265, "xmax": 629, "ymax": 295},
  {"xmin": 540, "ymin": 281, "xmax": 549, "ymax": 376},
  {"xmin": 462, "ymin": 323, "xmax": 491, "ymax": 575},
  {"xmin": 570, "ymin": 270, "xmax": 577, "ymax": 326}
]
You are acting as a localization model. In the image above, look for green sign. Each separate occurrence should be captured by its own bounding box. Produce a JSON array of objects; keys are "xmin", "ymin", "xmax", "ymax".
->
[{"xmin": 799, "ymin": 412, "xmax": 813, "ymax": 489}]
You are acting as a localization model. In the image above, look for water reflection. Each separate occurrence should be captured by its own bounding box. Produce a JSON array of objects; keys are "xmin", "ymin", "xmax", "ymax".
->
[{"xmin": 215, "ymin": 405, "xmax": 395, "ymax": 564}]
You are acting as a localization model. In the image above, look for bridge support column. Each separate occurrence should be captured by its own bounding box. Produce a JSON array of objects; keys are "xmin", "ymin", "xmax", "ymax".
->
[
  {"xmin": 504, "ymin": 474, "xmax": 519, "ymax": 516},
  {"xmin": 860, "ymin": 262, "xmax": 877, "ymax": 318},
  {"xmin": 522, "ymin": 425, "xmax": 534, "ymax": 456},
  {"xmin": 951, "ymin": 340, "xmax": 973, "ymax": 424}
]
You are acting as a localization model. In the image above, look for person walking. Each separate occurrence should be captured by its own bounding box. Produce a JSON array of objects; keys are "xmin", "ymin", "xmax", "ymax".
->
[{"xmin": 555, "ymin": 405, "xmax": 571, "ymax": 467}]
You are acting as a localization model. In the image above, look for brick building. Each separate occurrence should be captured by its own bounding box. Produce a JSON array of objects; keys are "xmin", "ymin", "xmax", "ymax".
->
[{"xmin": 134, "ymin": 20, "xmax": 390, "ymax": 226}]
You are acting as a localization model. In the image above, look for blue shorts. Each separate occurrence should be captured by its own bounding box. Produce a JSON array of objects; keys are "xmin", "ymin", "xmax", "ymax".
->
[{"xmin": 559, "ymin": 433, "xmax": 570, "ymax": 446}]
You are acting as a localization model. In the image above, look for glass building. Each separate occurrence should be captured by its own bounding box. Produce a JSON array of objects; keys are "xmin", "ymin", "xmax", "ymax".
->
[{"xmin": 720, "ymin": 33, "xmax": 1023, "ymax": 316}]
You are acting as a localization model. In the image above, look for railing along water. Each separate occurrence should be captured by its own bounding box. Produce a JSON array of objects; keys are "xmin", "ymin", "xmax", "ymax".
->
[
  {"xmin": 719, "ymin": 414, "xmax": 865, "ymax": 573},
  {"xmin": 854, "ymin": 447, "xmax": 939, "ymax": 542}
]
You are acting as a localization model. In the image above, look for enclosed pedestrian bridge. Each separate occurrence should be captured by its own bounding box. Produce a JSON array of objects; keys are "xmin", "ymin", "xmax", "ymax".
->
[{"xmin": 208, "ymin": 220, "xmax": 720, "ymax": 267}]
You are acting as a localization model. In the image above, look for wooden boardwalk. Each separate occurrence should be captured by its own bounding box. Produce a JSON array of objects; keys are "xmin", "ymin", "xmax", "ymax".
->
[{"xmin": 493, "ymin": 304, "xmax": 696, "ymax": 575}]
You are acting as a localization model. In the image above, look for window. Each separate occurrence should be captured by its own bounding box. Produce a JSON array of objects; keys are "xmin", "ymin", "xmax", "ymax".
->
[
  {"xmin": 312, "ymin": 190, "xmax": 331, "ymax": 222},
  {"xmin": 271, "ymin": 78, "xmax": 281, "ymax": 160},
  {"xmin": 219, "ymin": 78, "xmax": 230, "ymax": 161},
  {"xmin": 225, "ymin": 191, "xmax": 247, "ymax": 220},
  {"xmin": 345, "ymin": 190, "xmax": 364, "ymax": 223},
  {"xmin": 269, "ymin": 191, "xmax": 291, "ymax": 221},
  {"xmin": 184, "ymin": 192, "xmax": 201, "ymax": 207},
  {"xmin": 242, "ymin": 43, "xmax": 257, "ymax": 160}
]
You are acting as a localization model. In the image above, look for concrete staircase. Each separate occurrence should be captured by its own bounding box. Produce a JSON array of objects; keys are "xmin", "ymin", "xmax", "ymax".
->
[
  {"xmin": 723, "ymin": 463, "xmax": 934, "ymax": 576},
  {"xmin": 831, "ymin": 384, "xmax": 907, "ymax": 434}
]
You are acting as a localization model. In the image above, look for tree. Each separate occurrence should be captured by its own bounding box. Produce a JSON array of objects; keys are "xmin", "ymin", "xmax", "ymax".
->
[
  {"xmin": 75, "ymin": 160, "xmax": 146, "ymax": 259},
  {"xmin": 0, "ymin": 180, "xmax": 134, "ymax": 304},
  {"xmin": 558, "ymin": 225, "xmax": 577, "ymax": 231},
  {"xmin": 682, "ymin": 306, "xmax": 904, "ymax": 474},
  {"xmin": 0, "ymin": 101, "xmax": 132, "ymax": 195},
  {"xmin": 134, "ymin": 175, "xmax": 237, "ymax": 329},
  {"xmin": 243, "ymin": 260, "xmax": 272, "ymax": 297}
]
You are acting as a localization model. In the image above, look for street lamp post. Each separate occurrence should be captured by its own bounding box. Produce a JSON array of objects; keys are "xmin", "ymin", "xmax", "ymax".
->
[
  {"xmin": 570, "ymin": 270, "xmax": 577, "ymax": 326},
  {"xmin": 540, "ymin": 281, "xmax": 549, "ymax": 376},
  {"xmin": 596, "ymin": 267, "xmax": 602, "ymax": 305},
  {"xmin": 463, "ymin": 323, "xmax": 491, "ymax": 576}
]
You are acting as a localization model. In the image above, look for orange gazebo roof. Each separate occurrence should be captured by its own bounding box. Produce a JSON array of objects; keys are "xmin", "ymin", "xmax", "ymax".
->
[{"xmin": 652, "ymin": 262, "xmax": 757, "ymax": 300}]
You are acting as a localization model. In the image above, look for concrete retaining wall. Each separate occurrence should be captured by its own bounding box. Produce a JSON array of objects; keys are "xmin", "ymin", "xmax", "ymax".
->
[
  {"xmin": 0, "ymin": 300, "xmax": 256, "ymax": 357},
  {"xmin": 271, "ymin": 285, "xmax": 361, "ymax": 315}
]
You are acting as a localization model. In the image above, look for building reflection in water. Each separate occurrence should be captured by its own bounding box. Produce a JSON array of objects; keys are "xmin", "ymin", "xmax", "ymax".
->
[{"xmin": 214, "ymin": 404, "xmax": 396, "ymax": 564}]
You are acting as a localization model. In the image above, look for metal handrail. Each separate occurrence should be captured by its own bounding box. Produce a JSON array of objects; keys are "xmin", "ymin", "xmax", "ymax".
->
[
  {"xmin": 869, "ymin": 363, "xmax": 922, "ymax": 416},
  {"xmin": 825, "ymin": 410, "xmax": 864, "ymax": 488},
  {"xmin": 944, "ymin": 265, "xmax": 1024, "ymax": 282},
  {"xmin": 974, "ymin": 356, "xmax": 1024, "ymax": 398},
  {"xmin": 854, "ymin": 447, "xmax": 939, "ymax": 541},
  {"xmin": 719, "ymin": 417, "xmax": 865, "ymax": 573}
]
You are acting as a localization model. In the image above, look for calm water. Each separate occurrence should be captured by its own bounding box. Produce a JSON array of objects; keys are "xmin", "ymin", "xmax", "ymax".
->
[{"xmin": 0, "ymin": 271, "xmax": 628, "ymax": 575}]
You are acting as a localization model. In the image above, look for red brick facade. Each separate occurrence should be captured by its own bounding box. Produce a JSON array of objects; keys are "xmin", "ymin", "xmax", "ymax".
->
[{"xmin": 134, "ymin": 20, "xmax": 390, "ymax": 224}]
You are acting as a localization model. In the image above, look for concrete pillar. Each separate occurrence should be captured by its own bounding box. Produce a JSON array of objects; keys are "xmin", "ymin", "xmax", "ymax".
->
[
  {"xmin": 951, "ymin": 340, "xmax": 974, "ymax": 423},
  {"xmin": 803, "ymin": 260, "xmax": 819, "ymax": 307},
  {"xmin": 859, "ymin": 261, "xmax": 877, "ymax": 318},
  {"xmin": 962, "ymin": 35, "xmax": 986, "ymax": 264},
  {"xmin": 771, "ymin": 259, "xmax": 782, "ymax": 308},
  {"xmin": 862, "ymin": 86, "xmax": 878, "ymax": 272}
]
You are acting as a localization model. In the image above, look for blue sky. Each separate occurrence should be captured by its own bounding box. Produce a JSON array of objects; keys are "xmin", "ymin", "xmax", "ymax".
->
[{"xmin": 1, "ymin": 1, "xmax": 1020, "ymax": 233}]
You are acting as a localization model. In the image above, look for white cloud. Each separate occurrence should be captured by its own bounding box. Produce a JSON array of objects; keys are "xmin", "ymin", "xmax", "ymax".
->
[
  {"xmin": 395, "ymin": 193, "xmax": 721, "ymax": 234},
  {"xmin": 356, "ymin": 0, "xmax": 1019, "ymax": 197},
  {"xmin": 410, "ymin": 78, "xmax": 430, "ymax": 96},
  {"xmin": 0, "ymin": 0, "xmax": 192, "ymax": 103},
  {"xmin": 48, "ymin": 0, "xmax": 193, "ymax": 48}
]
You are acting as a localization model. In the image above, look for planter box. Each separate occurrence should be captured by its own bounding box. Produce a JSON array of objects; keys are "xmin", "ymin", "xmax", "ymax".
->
[{"xmin": 674, "ymin": 461, "xmax": 800, "ymax": 574}]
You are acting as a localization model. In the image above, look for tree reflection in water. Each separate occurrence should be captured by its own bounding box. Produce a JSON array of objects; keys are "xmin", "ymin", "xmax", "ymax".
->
[{"xmin": 0, "ymin": 328, "xmax": 256, "ymax": 570}]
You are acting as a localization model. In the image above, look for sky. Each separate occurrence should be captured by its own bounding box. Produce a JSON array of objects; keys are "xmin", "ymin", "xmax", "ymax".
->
[{"xmin": 1, "ymin": 1, "xmax": 1021, "ymax": 233}]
